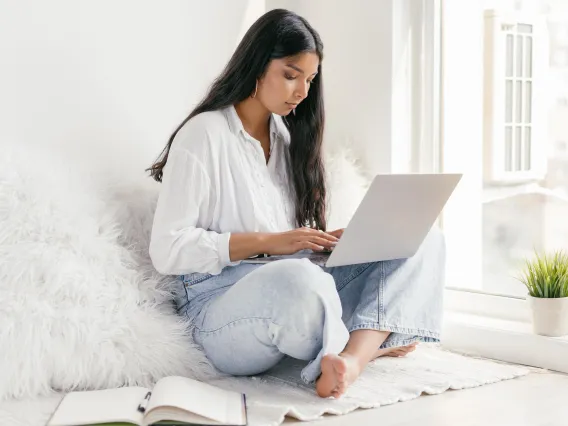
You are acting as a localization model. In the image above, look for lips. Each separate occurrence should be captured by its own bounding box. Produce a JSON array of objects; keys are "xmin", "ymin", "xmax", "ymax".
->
[{"xmin": 286, "ymin": 102, "xmax": 299, "ymax": 108}]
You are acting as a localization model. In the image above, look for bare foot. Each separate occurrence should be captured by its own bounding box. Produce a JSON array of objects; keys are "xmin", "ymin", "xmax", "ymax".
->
[
  {"xmin": 375, "ymin": 342, "xmax": 419, "ymax": 359},
  {"xmin": 315, "ymin": 354, "xmax": 361, "ymax": 398},
  {"xmin": 315, "ymin": 343, "xmax": 419, "ymax": 398}
]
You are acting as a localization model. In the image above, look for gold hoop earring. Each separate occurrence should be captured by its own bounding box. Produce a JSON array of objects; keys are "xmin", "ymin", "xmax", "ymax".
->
[{"xmin": 251, "ymin": 80, "xmax": 258, "ymax": 99}]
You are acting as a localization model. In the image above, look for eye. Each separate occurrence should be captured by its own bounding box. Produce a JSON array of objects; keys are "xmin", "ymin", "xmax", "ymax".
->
[{"xmin": 284, "ymin": 73, "xmax": 296, "ymax": 80}]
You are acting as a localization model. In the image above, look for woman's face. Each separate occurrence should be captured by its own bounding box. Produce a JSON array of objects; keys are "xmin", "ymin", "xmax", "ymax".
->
[{"xmin": 257, "ymin": 52, "xmax": 320, "ymax": 116}]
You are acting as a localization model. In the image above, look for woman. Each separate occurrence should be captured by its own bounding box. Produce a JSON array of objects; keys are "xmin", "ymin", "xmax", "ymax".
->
[{"xmin": 148, "ymin": 9, "xmax": 445, "ymax": 398}]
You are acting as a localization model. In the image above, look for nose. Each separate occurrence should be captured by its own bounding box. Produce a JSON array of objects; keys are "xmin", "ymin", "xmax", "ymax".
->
[{"xmin": 295, "ymin": 81, "xmax": 309, "ymax": 101}]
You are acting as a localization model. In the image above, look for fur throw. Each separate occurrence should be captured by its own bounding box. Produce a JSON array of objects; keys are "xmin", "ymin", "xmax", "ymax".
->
[{"xmin": 0, "ymin": 142, "xmax": 369, "ymax": 401}]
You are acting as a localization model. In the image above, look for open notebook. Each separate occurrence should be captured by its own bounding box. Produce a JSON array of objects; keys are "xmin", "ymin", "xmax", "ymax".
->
[{"xmin": 46, "ymin": 376, "xmax": 247, "ymax": 426}]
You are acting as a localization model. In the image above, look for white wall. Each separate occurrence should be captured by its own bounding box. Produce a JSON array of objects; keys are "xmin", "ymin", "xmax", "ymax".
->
[
  {"xmin": 1, "ymin": 0, "xmax": 421, "ymax": 180},
  {"xmin": 0, "ymin": 0, "xmax": 265, "ymax": 179}
]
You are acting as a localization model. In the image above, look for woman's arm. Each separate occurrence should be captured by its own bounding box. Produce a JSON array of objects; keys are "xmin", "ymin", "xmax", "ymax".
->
[
  {"xmin": 150, "ymin": 146, "xmax": 234, "ymax": 276},
  {"xmin": 227, "ymin": 233, "xmax": 268, "ymax": 261},
  {"xmin": 228, "ymin": 228, "xmax": 339, "ymax": 261}
]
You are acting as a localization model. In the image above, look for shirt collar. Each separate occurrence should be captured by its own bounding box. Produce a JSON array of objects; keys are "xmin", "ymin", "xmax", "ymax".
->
[{"xmin": 225, "ymin": 105, "xmax": 286, "ymax": 145}]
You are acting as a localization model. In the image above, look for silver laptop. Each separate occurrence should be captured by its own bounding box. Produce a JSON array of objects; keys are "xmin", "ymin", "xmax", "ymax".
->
[{"xmin": 244, "ymin": 173, "xmax": 462, "ymax": 267}]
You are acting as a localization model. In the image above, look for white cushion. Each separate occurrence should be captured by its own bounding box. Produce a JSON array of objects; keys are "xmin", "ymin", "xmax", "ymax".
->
[{"xmin": 0, "ymin": 144, "xmax": 218, "ymax": 401}]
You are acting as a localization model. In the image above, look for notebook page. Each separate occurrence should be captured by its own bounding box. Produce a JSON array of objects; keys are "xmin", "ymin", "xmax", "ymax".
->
[
  {"xmin": 146, "ymin": 376, "xmax": 244, "ymax": 425},
  {"xmin": 143, "ymin": 407, "xmax": 224, "ymax": 426},
  {"xmin": 47, "ymin": 387, "xmax": 149, "ymax": 426}
]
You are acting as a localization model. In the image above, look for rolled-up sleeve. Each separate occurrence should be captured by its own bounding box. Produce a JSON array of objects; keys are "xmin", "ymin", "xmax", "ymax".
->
[{"xmin": 149, "ymin": 148, "xmax": 233, "ymax": 275}]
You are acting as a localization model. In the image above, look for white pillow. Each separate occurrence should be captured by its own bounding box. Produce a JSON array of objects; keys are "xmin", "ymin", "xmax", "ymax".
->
[
  {"xmin": 0, "ymin": 144, "xmax": 218, "ymax": 401},
  {"xmin": 325, "ymin": 144, "xmax": 371, "ymax": 231}
]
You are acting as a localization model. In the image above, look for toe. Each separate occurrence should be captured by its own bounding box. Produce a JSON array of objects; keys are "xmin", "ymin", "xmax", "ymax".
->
[{"xmin": 400, "ymin": 344, "xmax": 417, "ymax": 353}]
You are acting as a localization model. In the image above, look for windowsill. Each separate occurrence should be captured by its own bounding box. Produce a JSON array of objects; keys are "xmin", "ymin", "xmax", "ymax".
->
[{"xmin": 442, "ymin": 310, "xmax": 568, "ymax": 374}]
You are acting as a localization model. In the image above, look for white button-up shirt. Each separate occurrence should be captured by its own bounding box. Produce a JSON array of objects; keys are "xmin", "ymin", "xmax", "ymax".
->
[{"xmin": 149, "ymin": 105, "xmax": 296, "ymax": 276}]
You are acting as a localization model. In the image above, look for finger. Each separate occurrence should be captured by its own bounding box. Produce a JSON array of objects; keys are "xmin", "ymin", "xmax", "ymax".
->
[
  {"xmin": 301, "ymin": 228, "xmax": 339, "ymax": 242},
  {"xmin": 315, "ymin": 230, "xmax": 340, "ymax": 243},
  {"xmin": 309, "ymin": 236, "xmax": 339, "ymax": 247},
  {"xmin": 329, "ymin": 229, "xmax": 344, "ymax": 238},
  {"xmin": 299, "ymin": 234, "xmax": 335, "ymax": 246},
  {"xmin": 302, "ymin": 241, "xmax": 325, "ymax": 251}
]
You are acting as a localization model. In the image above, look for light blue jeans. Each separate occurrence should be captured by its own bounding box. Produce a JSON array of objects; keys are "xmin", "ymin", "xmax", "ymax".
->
[{"xmin": 174, "ymin": 227, "xmax": 445, "ymax": 384}]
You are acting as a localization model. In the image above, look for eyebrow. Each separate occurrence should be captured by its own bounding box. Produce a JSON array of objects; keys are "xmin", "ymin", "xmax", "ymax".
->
[{"xmin": 285, "ymin": 64, "xmax": 318, "ymax": 76}]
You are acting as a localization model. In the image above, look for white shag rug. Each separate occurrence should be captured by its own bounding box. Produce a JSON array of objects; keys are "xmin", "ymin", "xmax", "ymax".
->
[{"xmin": 0, "ymin": 345, "xmax": 530, "ymax": 426}]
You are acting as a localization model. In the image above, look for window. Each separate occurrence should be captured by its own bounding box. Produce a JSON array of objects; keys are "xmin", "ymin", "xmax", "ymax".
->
[
  {"xmin": 483, "ymin": 10, "xmax": 547, "ymax": 183},
  {"xmin": 442, "ymin": 0, "xmax": 568, "ymax": 300}
]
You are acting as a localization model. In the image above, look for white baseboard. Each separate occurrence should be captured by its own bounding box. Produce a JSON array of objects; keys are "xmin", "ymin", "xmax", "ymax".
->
[{"xmin": 442, "ymin": 312, "xmax": 568, "ymax": 374}]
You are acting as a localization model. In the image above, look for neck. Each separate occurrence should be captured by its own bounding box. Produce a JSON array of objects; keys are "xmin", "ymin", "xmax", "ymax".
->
[{"xmin": 234, "ymin": 98, "xmax": 271, "ymax": 138}]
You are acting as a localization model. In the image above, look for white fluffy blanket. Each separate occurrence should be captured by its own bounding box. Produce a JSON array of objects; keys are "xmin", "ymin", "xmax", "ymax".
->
[
  {"xmin": 0, "ymin": 145, "xmax": 218, "ymax": 401},
  {"xmin": 0, "ymin": 142, "xmax": 370, "ymax": 401}
]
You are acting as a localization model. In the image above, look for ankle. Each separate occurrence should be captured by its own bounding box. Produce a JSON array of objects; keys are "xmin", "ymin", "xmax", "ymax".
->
[{"xmin": 338, "ymin": 352, "xmax": 364, "ymax": 374}]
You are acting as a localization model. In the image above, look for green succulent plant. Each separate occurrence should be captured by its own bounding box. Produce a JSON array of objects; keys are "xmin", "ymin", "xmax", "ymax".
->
[{"xmin": 518, "ymin": 250, "xmax": 568, "ymax": 298}]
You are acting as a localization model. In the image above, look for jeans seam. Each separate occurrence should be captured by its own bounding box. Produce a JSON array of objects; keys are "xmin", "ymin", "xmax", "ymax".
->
[
  {"xmin": 187, "ymin": 283, "xmax": 234, "ymax": 308},
  {"xmin": 347, "ymin": 323, "xmax": 441, "ymax": 339},
  {"xmin": 335, "ymin": 262, "xmax": 374, "ymax": 292},
  {"xmin": 183, "ymin": 273, "xmax": 213, "ymax": 286},
  {"xmin": 195, "ymin": 316, "xmax": 324, "ymax": 343},
  {"xmin": 380, "ymin": 337, "xmax": 433, "ymax": 349},
  {"xmin": 174, "ymin": 275, "xmax": 191, "ymax": 315},
  {"xmin": 195, "ymin": 316, "xmax": 273, "ymax": 334},
  {"xmin": 176, "ymin": 300, "xmax": 189, "ymax": 314},
  {"xmin": 378, "ymin": 261, "xmax": 385, "ymax": 324}
]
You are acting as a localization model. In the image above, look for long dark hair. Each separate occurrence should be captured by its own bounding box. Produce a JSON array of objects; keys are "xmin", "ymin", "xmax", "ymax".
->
[{"xmin": 147, "ymin": 9, "xmax": 326, "ymax": 230}]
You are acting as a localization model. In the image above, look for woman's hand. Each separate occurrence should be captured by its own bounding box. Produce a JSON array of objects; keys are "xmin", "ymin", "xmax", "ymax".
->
[
  {"xmin": 327, "ymin": 228, "xmax": 344, "ymax": 239},
  {"xmin": 260, "ymin": 227, "xmax": 340, "ymax": 255}
]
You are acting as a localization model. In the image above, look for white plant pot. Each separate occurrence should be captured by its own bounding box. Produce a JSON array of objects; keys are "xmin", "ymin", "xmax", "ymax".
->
[{"xmin": 527, "ymin": 295, "xmax": 568, "ymax": 337}]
